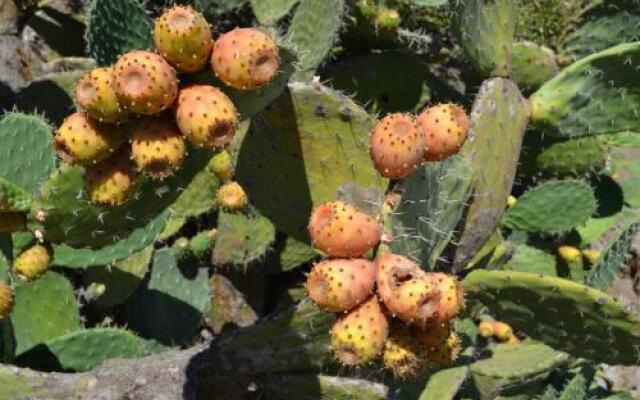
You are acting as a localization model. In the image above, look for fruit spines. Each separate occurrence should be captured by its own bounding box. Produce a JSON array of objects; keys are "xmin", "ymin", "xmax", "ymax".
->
[
  {"xmin": 84, "ymin": 147, "xmax": 139, "ymax": 207},
  {"xmin": 306, "ymin": 258, "xmax": 376, "ymax": 312},
  {"xmin": 382, "ymin": 322, "xmax": 429, "ymax": 379},
  {"xmin": 370, "ymin": 113, "xmax": 425, "ymax": 179},
  {"xmin": 153, "ymin": 5, "xmax": 212, "ymax": 73},
  {"xmin": 113, "ymin": 50, "xmax": 179, "ymax": 115},
  {"xmin": 417, "ymin": 103, "xmax": 470, "ymax": 162},
  {"xmin": 131, "ymin": 117, "xmax": 187, "ymax": 180},
  {"xmin": 0, "ymin": 282, "xmax": 14, "ymax": 320},
  {"xmin": 330, "ymin": 296, "xmax": 389, "ymax": 366},
  {"xmin": 308, "ymin": 201, "xmax": 382, "ymax": 258},
  {"xmin": 211, "ymin": 27, "xmax": 280, "ymax": 91},
  {"xmin": 54, "ymin": 112, "xmax": 128, "ymax": 166},
  {"xmin": 175, "ymin": 85, "xmax": 239, "ymax": 150},
  {"xmin": 13, "ymin": 244, "xmax": 52, "ymax": 281},
  {"xmin": 217, "ymin": 181, "xmax": 248, "ymax": 211},
  {"xmin": 75, "ymin": 67, "xmax": 130, "ymax": 123}
]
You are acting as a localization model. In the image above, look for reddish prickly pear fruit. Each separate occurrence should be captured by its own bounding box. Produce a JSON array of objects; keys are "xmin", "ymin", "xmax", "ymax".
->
[
  {"xmin": 0, "ymin": 212, "xmax": 26, "ymax": 234},
  {"xmin": 308, "ymin": 201, "xmax": 382, "ymax": 258},
  {"xmin": 370, "ymin": 113, "xmax": 425, "ymax": 179},
  {"xmin": 131, "ymin": 117, "xmax": 186, "ymax": 180},
  {"xmin": 375, "ymin": 254, "xmax": 440, "ymax": 325},
  {"xmin": 84, "ymin": 148, "xmax": 139, "ymax": 207},
  {"xmin": 75, "ymin": 67, "xmax": 130, "ymax": 123},
  {"xmin": 382, "ymin": 322, "xmax": 429, "ymax": 379},
  {"xmin": 425, "ymin": 272, "xmax": 464, "ymax": 325},
  {"xmin": 0, "ymin": 282, "xmax": 14, "ymax": 320},
  {"xmin": 113, "ymin": 50, "xmax": 178, "ymax": 115},
  {"xmin": 13, "ymin": 244, "xmax": 52, "ymax": 281},
  {"xmin": 211, "ymin": 28, "xmax": 280, "ymax": 91},
  {"xmin": 414, "ymin": 324, "xmax": 461, "ymax": 367},
  {"xmin": 330, "ymin": 296, "xmax": 389, "ymax": 366},
  {"xmin": 175, "ymin": 85, "xmax": 238, "ymax": 150},
  {"xmin": 306, "ymin": 259, "xmax": 376, "ymax": 312},
  {"xmin": 217, "ymin": 181, "xmax": 248, "ymax": 211},
  {"xmin": 417, "ymin": 103, "xmax": 469, "ymax": 161},
  {"xmin": 153, "ymin": 6, "xmax": 212, "ymax": 73},
  {"xmin": 55, "ymin": 112, "xmax": 128, "ymax": 166}
]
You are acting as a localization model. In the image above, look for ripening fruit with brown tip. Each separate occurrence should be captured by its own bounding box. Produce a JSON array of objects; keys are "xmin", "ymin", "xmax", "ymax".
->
[
  {"xmin": 375, "ymin": 253, "xmax": 440, "ymax": 326},
  {"xmin": 13, "ymin": 244, "xmax": 52, "ymax": 281},
  {"xmin": 84, "ymin": 147, "xmax": 139, "ymax": 207},
  {"xmin": 217, "ymin": 181, "xmax": 248, "ymax": 211},
  {"xmin": 370, "ymin": 113, "xmax": 425, "ymax": 179},
  {"xmin": 75, "ymin": 67, "xmax": 130, "ymax": 123},
  {"xmin": 113, "ymin": 50, "xmax": 178, "ymax": 115},
  {"xmin": 330, "ymin": 296, "xmax": 389, "ymax": 366},
  {"xmin": 417, "ymin": 103, "xmax": 469, "ymax": 161},
  {"xmin": 308, "ymin": 201, "xmax": 382, "ymax": 258},
  {"xmin": 492, "ymin": 321, "xmax": 515, "ymax": 342},
  {"xmin": 0, "ymin": 282, "xmax": 14, "ymax": 320},
  {"xmin": 131, "ymin": 117, "xmax": 186, "ymax": 180},
  {"xmin": 211, "ymin": 28, "xmax": 280, "ymax": 91},
  {"xmin": 424, "ymin": 272, "xmax": 465, "ymax": 325},
  {"xmin": 306, "ymin": 259, "xmax": 376, "ymax": 312},
  {"xmin": 55, "ymin": 112, "xmax": 129, "ymax": 166},
  {"xmin": 153, "ymin": 5, "xmax": 212, "ymax": 73},
  {"xmin": 175, "ymin": 85, "xmax": 238, "ymax": 150}
]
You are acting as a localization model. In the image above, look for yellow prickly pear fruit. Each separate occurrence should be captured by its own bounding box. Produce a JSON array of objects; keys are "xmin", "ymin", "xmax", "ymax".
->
[
  {"xmin": 425, "ymin": 330, "xmax": 461, "ymax": 367},
  {"xmin": 558, "ymin": 245, "xmax": 581, "ymax": 263},
  {"xmin": 506, "ymin": 335, "xmax": 521, "ymax": 345},
  {"xmin": 13, "ymin": 244, "xmax": 52, "ymax": 281},
  {"xmin": 0, "ymin": 282, "xmax": 14, "ymax": 319},
  {"xmin": 208, "ymin": 150, "xmax": 234, "ymax": 182},
  {"xmin": 382, "ymin": 322, "xmax": 429, "ymax": 379},
  {"xmin": 478, "ymin": 320, "xmax": 494, "ymax": 338},
  {"xmin": 492, "ymin": 321, "xmax": 515, "ymax": 342},
  {"xmin": 217, "ymin": 181, "xmax": 248, "ymax": 211},
  {"xmin": 507, "ymin": 195, "xmax": 517, "ymax": 208},
  {"xmin": 582, "ymin": 249, "xmax": 601, "ymax": 264},
  {"xmin": 330, "ymin": 296, "xmax": 389, "ymax": 366},
  {"xmin": 425, "ymin": 272, "xmax": 465, "ymax": 325},
  {"xmin": 75, "ymin": 67, "xmax": 130, "ymax": 123},
  {"xmin": 84, "ymin": 148, "xmax": 139, "ymax": 207},
  {"xmin": 131, "ymin": 117, "xmax": 187, "ymax": 180},
  {"xmin": 306, "ymin": 259, "xmax": 376, "ymax": 312}
]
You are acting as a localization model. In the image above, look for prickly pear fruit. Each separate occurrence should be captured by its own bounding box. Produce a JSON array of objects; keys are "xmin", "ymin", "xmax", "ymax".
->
[
  {"xmin": 131, "ymin": 117, "xmax": 186, "ymax": 180},
  {"xmin": 375, "ymin": 254, "xmax": 439, "ymax": 325},
  {"xmin": 370, "ymin": 113, "xmax": 425, "ymax": 179},
  {"xmin": 330, "ymin": 296, "xmax": 389, "ymax": 366},
  {"xmin": 425, "ymin": 273, "xmax": 464, "ymax": 325},
  {"xmin": 308, "ymin": 201, "xmax": 382, "ymax": 258},
  {"xmin": 418, "ymin": 326, "xmax": 461, "ymax": 367},
  {"xmin": 493, "ymin": 321, "xmax": 515, "ymax": 342},
  {"xmin": 0, "ymin": 212, "xmax": 26, "ymax": 234},
  {"xmin": 113, "ymin": 50, "xmax": 178, "ymax": 115},
  {"xmin": 0, "ymin": 282, "xmax": 13, "ymax": 320},
  {"xmin": 417, "ymin": 103, "xmax": 469, "ymax": 162},
  {"xmin": 306, "ymin": 259, "xmax": 376, "ymax": 312},
  {"xmin": 75, "ymin": 67, "xmax": 129, "ymax": 123},
  {"xmin": 383, "ymin": 322, "xmax": 429, "ymax": 379},
  {"xmin": 55, "ymin": 112, "xmax": 128, "ymax": 165},
  {"xmin": 507, "ymin": 195, "xmax": 517, "ymax": 208},
  {"xmin": 209, "ymin": 150, "xmax": 234, "ymax": 182},
  {"xmin": 582, "ymin": 248, "xmax": 601, "ymax": 264},
  {"xmin": 558, "ymin": 245, "xmax": 581, "ymax": 263},
  {"xmin": 211, "ymin": 28, "xmax": 280, "ymax": 91},
  {"xmin": 84, "ymin": 148, "xmax": 139, "ymax": 207},
  {"xmin": 478, "ymin": 320, "xmax": 494, "ymax": 338},
  {"xmin": 153, "ymin": 5, "xmax": 212, "ymax": 73},
  {"xmin": 217, "ymin": 181, "xmax": 248, "ymax": 211},
  {"xmin": 175, "ymin": 85, "xmax": 238, "ymax": 150},
  {"xmin": 13, "ymin": 244, "xmax": 52, "ymax": 281}
]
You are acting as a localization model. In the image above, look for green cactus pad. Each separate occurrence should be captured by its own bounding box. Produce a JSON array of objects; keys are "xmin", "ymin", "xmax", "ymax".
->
[
  {"xmin": 503, "ymin": 180, "xmax": 597, "ymax": 234},
  {"xmin": 83, "ymin": 245, "xmax": 153, "ymax": 308},
  {"xmin": 0, "ymin": 178, "xmax": 30, "ymax": 212},
  {"xmin": 212, "ymin": 210, "xmax": 276, "ymax": 266},
  {"xmin": 287, "ymin": 0, "xmax": 345, "ymax": 77},
  {"xmin": 511, "ymin": 41, "xmax": 559, "ymax": 93},
  {"xmin": 608, "ymin": 146, "xmax": 640, "ymax": 207},
  {"xmin": 17, "ymin": 328, "xmax": 144, "ymax": 372},
  {"xmin": 11, "ymin": 271, "xmax": 81, "ymax": 356},
  {"xmin": 122, "ymin": 248, "xmax": 210, "ymax": 346},
  {"xmin": 536, "ymin": 136, "xmax": 609, "ymax": 176},
  {"xmin": 236, "ymin": 82, "xmax": 386, "ymax": 242},
  {"xmin": 206, "ymin": 274, "xmax": 258, "ymax": 334},
  {"xmin": 262, "ymin": 374, "xmax": 390, "ymax": 400},
  {"xmin": 0, "ymin": 113, "xmax": 55, "ymax": 196},
  {"xmin": 391, "ymin": 155, "xmax": 473, "ymax": 269},
  {"xmin": 266, "ymin": 236, "xmax": 318, "ymax": 273},
  {"xmin": 251, "ymin": 0, "xmax": 299, "ymax": 24},
  {"xmin": 418, "ymin": 366, "xmax": 469, "ymax": 400},
  {"xmin": 168, "ymin": 157, "xmax": 220, "ymax": 220},
  {"xmin": 85, "ymin": 0, "xmax": 153, "ymax": 66},
  {"xmin": 194, "ymin": 0, "xmax": 247, "ymax": 14},
  {"xmin": 504, "ymin": 244, "xmax": 557, "ymax": 276},
  {"xmin": 30, "ymin": 148, "xmax": 210, "ymax": 249},
  {"xmin": 470, "ymin": 342, "xmax": 569, "ymax": 398},
  {"xmin": 454, "ymin": 78, "xmax": 528, "ymax": 268},
  {"xmin": 464, "ymin": 269, "xmax": 640, "ymax": 365},
  {"xmin": 530, "ymin": 42, "xmax": 640, "ymax": 138},
  {"xmin": 450, "ymin": 0, "xmax": 516, "ymax": 77}
]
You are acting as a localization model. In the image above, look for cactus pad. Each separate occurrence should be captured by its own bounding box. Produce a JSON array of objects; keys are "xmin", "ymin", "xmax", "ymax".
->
[
  {"xmin": 464, "ymin": 269, "xmax": 640, "ymax": 365},
  {"xmin": 503, "ymin": 180, "xmax": 597, "ymax": 234},
  {"xmin": 251, "ymin": 0, "xmax": 299, "ymax": 25},
  {"xmin": 0, "ymin": 179, "xmax": 30, "ymax": 213},
  {"xmin": 212, "ymin": 210, "xmax": 276, "ymax": 266},
  {"xmin": 453, "ymin": 78, "xmax": 528, "ymax": 268},
  {"xmin": 511, "ymin": 41, "xmax": 559, "ymax": 93},
  {"xmin": 418, "ymin": 366, "xmax": 469, "ymax": 400}
]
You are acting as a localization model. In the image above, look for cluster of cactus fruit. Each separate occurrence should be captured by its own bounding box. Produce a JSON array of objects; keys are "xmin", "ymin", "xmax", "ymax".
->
[{"xmin": 1, "ymin": 0, "xmax": 640, "ymax": 398}]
